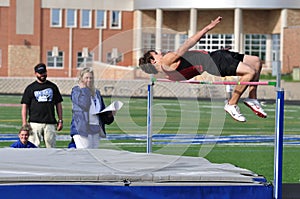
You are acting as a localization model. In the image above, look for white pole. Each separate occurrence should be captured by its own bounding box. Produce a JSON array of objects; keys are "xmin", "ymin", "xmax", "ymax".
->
[{"xmin": 68, "ymin": 28, "xmax": 73, "ymax": 77}]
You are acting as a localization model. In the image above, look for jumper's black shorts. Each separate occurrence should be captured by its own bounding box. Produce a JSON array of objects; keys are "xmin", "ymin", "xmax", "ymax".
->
[{"xmin": 210, "ymin": 50, "xmax": 244, "ymax": 77}]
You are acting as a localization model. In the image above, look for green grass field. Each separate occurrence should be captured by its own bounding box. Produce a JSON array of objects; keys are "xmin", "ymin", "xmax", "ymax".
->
[{"xmin": 0, "ymin": 94, "xmax": 300, "ymax": 183}]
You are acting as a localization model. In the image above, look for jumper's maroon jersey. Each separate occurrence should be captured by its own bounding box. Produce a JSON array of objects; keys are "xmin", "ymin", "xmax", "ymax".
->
[{"xmin": 161, "ymin": 50, "xmax": 220, "ymax": 81}]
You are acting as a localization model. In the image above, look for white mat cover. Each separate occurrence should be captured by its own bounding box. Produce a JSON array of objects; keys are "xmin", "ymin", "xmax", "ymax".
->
[{"xmin": 0, "ymin": 148, "xmax": 266, "ymax": 185}]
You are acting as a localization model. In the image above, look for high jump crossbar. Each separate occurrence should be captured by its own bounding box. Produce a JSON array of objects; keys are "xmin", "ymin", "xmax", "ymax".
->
[
  {"xmin": 153, "ymin": 78, "xmax": 277, "ymax": 86},
  {"xmin": 147, "ymin": 76, "xmax": 283, "ymax": 199}
]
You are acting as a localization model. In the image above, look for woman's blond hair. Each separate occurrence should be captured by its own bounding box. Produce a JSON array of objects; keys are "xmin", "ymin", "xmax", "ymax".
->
[{"xmin": 78, "ymin": 67, "xmax": 95, "ymax": 96}]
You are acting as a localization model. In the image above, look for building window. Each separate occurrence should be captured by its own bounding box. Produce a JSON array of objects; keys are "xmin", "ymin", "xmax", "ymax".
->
[
  {"xmin": 106, "ymin": 48, "xmax": 122, "ymax": 64},
  {"xmin": 96, "ymin": 10, "xmax": 106, "ymax": 29},
  {"xmin": 51, "ymin": 8, "xmax": 62, "ymax": 27},
  {"xmin": 81, "ymin": 9, "xmax": 92, "ymax": 28},
  {"xmin": 161, "ymin": 34, "xmax": 176, "ymax": 52},
  {"xmin": 47, "ymin": 51, "xmax": 64, "ymax": 68},
  {"xmin": 142, "ymin": 33, "xmax": 233, "ymax": 54},
  {"xmin": 142, "ymin": 33, "xmax": 234, "ymax": 54},
  {"xmin": 77, "ymin": 51, "xmax": 93, "ymax": 68},
  {"xmin": 66, "ymin": 9, "xmax": 77, "ymax": 28},
  {"xmin": 142, "ymin": 33, "xmax": 179, "ymax": 53},
  {"xmin": 244, "ymin": 34, "xmax": 266, "ymax": 60},
  {"xmin": 110, "ymin": 10, "xmax": 121, "ymax": 29},
  {"xmin": 142, "ymin": 33, "xmax": 156, "ymax": 52},
  {"xmin": 196, "ymin": 34, "xmax": 234, "ymax": 51},
  {"xmin": 272, "ymin": 34, "xmax": 280, "ymax": 61}
]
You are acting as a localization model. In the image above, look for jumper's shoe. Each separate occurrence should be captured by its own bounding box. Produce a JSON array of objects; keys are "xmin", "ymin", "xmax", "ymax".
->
[
  {"xmin": 224, "ymin": 103, "xmax": 246, "ymax": 122},
  {"xmin": 243, "ymin": 98, "xmax": 267, "ymax": 118}
]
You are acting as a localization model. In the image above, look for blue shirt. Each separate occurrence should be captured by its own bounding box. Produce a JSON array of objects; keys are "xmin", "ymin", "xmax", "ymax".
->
[
  {"xmin": 10, "ymin": 140, "xmax": 37, "ymax": 148},
  {"xmin": 70, "ymin": 86, "xmax": 107, "ymax": 137}
]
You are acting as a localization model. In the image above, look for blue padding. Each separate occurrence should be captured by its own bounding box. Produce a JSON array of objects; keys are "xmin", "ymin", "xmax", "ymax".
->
[{"xmin": 0, "ymin": 184, "xmax": 273, "ymax": 199}]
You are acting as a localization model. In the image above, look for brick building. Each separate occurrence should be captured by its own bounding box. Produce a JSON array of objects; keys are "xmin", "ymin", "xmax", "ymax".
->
[
  {"xmin": 0, "ymin": 0, "xmax": 134, "ymax": 78},
  {"xmin": 1, "ymin": 0, "xmax": 300, "ymax": 78}
]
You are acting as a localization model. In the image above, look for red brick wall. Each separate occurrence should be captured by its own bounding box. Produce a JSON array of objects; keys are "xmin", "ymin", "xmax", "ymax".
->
[
  {"xmin": 0, "ymin": 7, "xmax": 9, "ymax": 76},
  {"xmin": 283, "ymin": 27, "xmax": 300, "ymax": 74},
  {"xmin": 6, "ymin": 0, "xmax": 41, "ymax": 77},
  {"xmin": 1, "ymin": 1, "xmax": 134, "ymax": 78},
  {"xmin": 40, "ymin": 9, "xmax": 134, "ymax": 78}
]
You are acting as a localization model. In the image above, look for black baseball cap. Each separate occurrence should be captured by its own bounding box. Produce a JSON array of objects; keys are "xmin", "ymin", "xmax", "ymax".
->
[{"xmin": 34, "ymin": 63, "xmax": 47, "ymax": 74}]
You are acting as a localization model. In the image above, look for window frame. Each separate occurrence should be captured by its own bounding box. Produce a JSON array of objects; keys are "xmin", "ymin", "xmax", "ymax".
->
[
  {"xmin": 106, "ymin": 49, "xmax": 123, "ymax": 65},
  {"xmin": 66, "ymin": 9, "xmax": 77, "ymax": 28},
  {"xmin": 80, "ymin": 9, "xmax": 92, "ymax": 28},
  {"xmin": 196, "ymin": 34, "xmax": 234, "ymax": 51},
  {"xmin": 161, "ymin": 33, "xmax": 176, "ymax": 52},
  {"xmin": 142, "ymin": 33, "xmax": 156, "ymax": 52},
  {"xmin": 244, "ymin": 34, "xmax": 267, "ymax": 61},
  {"xmin": 95, "ymin": 10, "xmax": 107, "ymax": 29},
  {"xmin": 50, "ymin": 8, "xmax": 62, "ymax": 28},
  {"xmin": 110, "ymin": 10, "xmax": 121, "ymax": 29},
  {"xmin": 77, "ymin": 51, "xmax": 94, "ymax": 68},
  {"xmin": 47, "ymin": 50, "xmax": 64, "ymax": 68},
  {"xmin": 272, "ymin": 34, "xmax": 280, "ymax": 62}
]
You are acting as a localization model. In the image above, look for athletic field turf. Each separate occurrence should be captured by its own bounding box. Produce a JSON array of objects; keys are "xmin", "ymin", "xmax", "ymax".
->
[{"xmin": 0, "ymin": 94, "xmax": 300, "ymax": 183}]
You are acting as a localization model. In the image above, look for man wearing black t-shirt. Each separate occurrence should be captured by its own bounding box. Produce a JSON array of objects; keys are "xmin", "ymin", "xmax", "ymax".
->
[{"xmin": 21, "ymin": 63, "xmax": 63, "ymax": 148}]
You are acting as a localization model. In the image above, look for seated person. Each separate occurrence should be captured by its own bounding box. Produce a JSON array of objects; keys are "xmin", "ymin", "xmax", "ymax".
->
[{"xmin": 10, "ymin": 124, "xmax": 37, "ymax": 148}]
